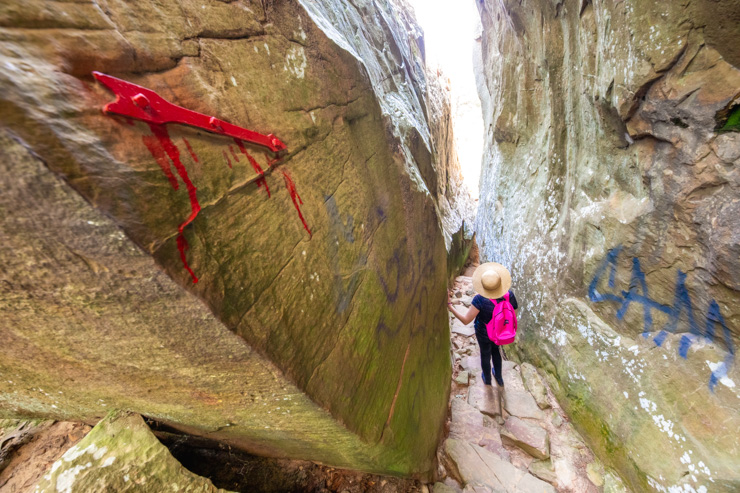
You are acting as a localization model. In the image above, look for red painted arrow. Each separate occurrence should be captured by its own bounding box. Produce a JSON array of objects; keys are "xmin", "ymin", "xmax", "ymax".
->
[
  {"xmin": 93, "ymin": 72, "xmax": 310, "ymax": 285},
  {"xmin": 93, "ymin": 71, "xmax": 287, "ymax": 153}
]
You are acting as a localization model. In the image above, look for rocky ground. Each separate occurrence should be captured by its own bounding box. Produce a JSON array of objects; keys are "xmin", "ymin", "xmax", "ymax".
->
[
  {"xmin": 0, "ymin": 275, "xmax": 630, "ymax": 493},
  {"xmin": 0, "ymin": 415, "xmax": 425, "ymax": 493},
  {"xmin": 436, "ymin": 275, "xmax": 628, "ymax": 493}
]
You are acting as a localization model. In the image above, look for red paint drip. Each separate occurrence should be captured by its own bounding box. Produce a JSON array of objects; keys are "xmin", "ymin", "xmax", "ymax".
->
[
  {"xmin": 177, "ymin": 234, "xmax": 199, "ymax": 284},
  {"xmin": 223, "ymin": 150, "xmax": 233, "ymax": 169},
  {"xmin": 229, "ymin": 145, "xmax": 240, "ymax": 162},
  {"xmin": 182, "ymin": 138, "xmax": 200, "ymax": 163},
  {"xmin": 281, "ymin": 170, "xmax": 311, "ymax": 236},
  {"xmin": 147, "ymin": 124, "xmax": 201, "ymax": 232},
  {"xmin": 234, "ymin": 139, "xmax": 264, "ymax": 174},
  {"xmin": 256, "ymin": 176, "xmax": 271, "ymax": 197},
  {"xmin": 234, "ymin": 138, "xmax": 271, "ymax": 197},
  {"xmin": 257, "ymin": 178, "xmax": 271, "ymax": 198},
  {"xmin": 145, "ymin": 123, "xmax": 201, "ymax": 283},
  {"xmin": 142, "ymin": 135, "xmax": 179, "ymax": 189}
]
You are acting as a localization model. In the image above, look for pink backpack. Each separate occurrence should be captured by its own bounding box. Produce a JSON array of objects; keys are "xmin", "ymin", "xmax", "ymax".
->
[{"xmin": 486, "ymin": 292, "xmax": 518, "ymax": 345}]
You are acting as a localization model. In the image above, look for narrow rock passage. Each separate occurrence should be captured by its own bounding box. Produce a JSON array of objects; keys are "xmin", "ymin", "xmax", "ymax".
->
[{"xmin": 437, "ymin": 275, "xmax": 628, "ymax": 493}]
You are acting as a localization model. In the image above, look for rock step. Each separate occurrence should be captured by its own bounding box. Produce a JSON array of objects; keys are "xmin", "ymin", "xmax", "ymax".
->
[
  {"xmin": 519, "ymin": 363, "xmax": 550, "ymax": 410},
  {"xmin": 444, "ymin": 438, "xmax": 556, "ymax": 493},
  {"xmin": 500, "ymin": 416, "xmax": 549, "ymax": 460}
]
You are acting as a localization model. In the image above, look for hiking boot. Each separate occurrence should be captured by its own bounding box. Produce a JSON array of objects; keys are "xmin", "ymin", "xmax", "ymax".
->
[
  {"xmin": 494, "ymin": 374, "xmax": 504, "ymax": 387},
  {"xmin": 481, "ymin": 372, "xmax": 492, "ymax": 386}
]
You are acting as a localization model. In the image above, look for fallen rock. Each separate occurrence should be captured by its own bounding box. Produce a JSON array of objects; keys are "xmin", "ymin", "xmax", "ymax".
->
[
  {"xmin": 546, "ymin": 430, "xmax": 601, "ymax": 493},
  {"xmin": 451, "ymin": 319, "xmax": 476, "ymax": 337},
  {"xmin": 461, "ymin": 356, "xmax": 483, "ymax": 373},
  {"xmin": 443, "ymin": 477, "xmax": 464, "ymax": 492},
  {"xmin": 500, "ymin": 417, "xmax": 549, "ymax": 460},
  {"xmin": 462, "ymin": 483, "xmax": 497, "ymax": 493},
  {"xmin": 450, "ymin": 399, "xmax": 508, "ymax": 460},
  {"xmin": 551, "ymin": 452, "xmax": 581, "ymax": 491},
  {"xmin": 519, "ymin": 363, "xmax": 550, "ymax": 410},
  {"xmin": 444, "ymin": 439, "xmax": 555, "ymax": 493},
  {"xmin": 502, "ymin": 388, "xmax": 546, "ymax": 420},
  {"xmin": 35, "ymin": 412, "xmax": 230, "ymax": 492},
  {"xmin": 517, "ymin": 473, "xmax": 556, "ymax": 493},
  {"xmin": 467, "ymin": 385, "xmax": 503, "ymax": 419},
  {"xmin": 586, "ymin": 462, "xmax": 605, "ymax": 487},
  {"xmin": 434, "ymin": 482, "xmax": 459, "ymax": 493},
  {"xmin": 604, "ymin": 471, "xmax": 630, "ymax": 493},
  {"xmin": 500, "ymin": 361, "xmax": 525, "ymax": 391},
  {"xmin": 455, "ymin": 371, "xmax": 470, "ymax": 386},
  {"xmin": 528, "ymin": 459, "xmax": 557, "ymax": 485}
]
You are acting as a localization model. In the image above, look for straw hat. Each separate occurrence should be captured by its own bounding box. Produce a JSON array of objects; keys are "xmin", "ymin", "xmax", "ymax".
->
[{"xmin": 472, "ymin": 262, "xmax": 512, "ymax": 299}]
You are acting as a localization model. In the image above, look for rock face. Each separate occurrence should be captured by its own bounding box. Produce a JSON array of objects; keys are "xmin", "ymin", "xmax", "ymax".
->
[
  {"xmin": 0, "ymin": 0, "xmax": 472, "ymax": 477},
  {"xmin": 475, "ymin": 0, "xmax": 740, "ymax": 491}
]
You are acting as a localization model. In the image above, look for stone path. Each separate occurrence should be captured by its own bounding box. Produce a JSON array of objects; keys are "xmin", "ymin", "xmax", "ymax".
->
[{"xmin": 434, "ymin": 276, "xmax": 628, "ymax": 493}]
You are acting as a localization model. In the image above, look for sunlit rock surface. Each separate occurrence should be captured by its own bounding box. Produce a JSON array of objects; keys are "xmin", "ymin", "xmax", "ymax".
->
[
  {"xmin": 474, "ymin": 0, "xmax": 740, "ymax": 490},
  {"xmin": 0, "ymin": 0, "xmax": 472, "ymax": 476}
]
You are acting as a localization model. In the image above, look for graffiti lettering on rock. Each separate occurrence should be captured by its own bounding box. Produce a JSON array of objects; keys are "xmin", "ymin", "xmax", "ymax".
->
[
  {"xmin": 589, "ymin": 246, "xmax": 735, "ymax": 391},
  {"xmin": 324, "ymin": 196, "xmax": 364, "ymax": 314}
]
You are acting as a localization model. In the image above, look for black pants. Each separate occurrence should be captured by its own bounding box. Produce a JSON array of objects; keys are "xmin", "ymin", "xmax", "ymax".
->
[{"xmin": 475, "ymin": 329, "xmax": 502, "ymax": 384}]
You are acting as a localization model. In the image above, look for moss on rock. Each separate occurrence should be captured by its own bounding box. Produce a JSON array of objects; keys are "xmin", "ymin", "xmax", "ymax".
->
[{"xmin": 35, "ymin": 412, "xmax": 232, "ymax": 493}]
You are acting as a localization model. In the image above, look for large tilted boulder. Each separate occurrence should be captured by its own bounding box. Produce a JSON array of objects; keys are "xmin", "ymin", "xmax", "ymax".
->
[
  {"xmin": 474, "ymin": 0, "xmax": 740, "ymax": 491},
  {"xmin": 0, "ymin": 0, "xmax": 471, "ymax": 477}
]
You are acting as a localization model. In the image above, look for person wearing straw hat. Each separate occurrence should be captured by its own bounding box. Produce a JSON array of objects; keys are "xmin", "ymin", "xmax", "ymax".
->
[{"xmin": 447, "ymin": 262, "xmax": 518, "ymax": 387}]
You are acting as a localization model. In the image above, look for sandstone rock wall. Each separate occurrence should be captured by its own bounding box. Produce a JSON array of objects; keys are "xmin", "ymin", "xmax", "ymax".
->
[
  {"xmin": 474, "ymin": 0, "xmax": 740, "ymax": 490},
  {"xmin": 0, "ymin": 0, "xmax": 470, "ymax": 477}
]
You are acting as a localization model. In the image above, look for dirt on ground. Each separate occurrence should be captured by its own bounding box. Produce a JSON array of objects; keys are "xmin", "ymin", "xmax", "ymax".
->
[{"xmin": 0, "ymin": 419, "xmax": 91, "ymax": 492}]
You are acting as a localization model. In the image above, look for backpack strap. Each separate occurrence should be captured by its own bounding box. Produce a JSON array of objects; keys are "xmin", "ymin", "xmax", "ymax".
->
[{"xmin": 491, "ymin": 293, "xmax": 509, "ymax": 305}]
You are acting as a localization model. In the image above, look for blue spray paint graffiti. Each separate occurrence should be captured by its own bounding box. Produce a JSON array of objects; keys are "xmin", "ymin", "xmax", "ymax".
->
[
  {"xmin": 589, "ymin": 246, "xmax": 735, "ymax": 391},
  {"xmin": 324, "ymin": 196, "xmax": 366, "ymax": 314}
]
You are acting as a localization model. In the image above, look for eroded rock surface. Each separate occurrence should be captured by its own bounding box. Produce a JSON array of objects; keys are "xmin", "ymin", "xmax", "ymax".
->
[
  {"xmin": 474, "ymin": 0, "xmax": 740, "ymax": 490},
  {"xmin": 0, "ymin": 128, "xmax": 399, "ymax": 472},
  {"xmin": 0, "ymin": 0, "xmax": 472, "ymax": 476}
]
